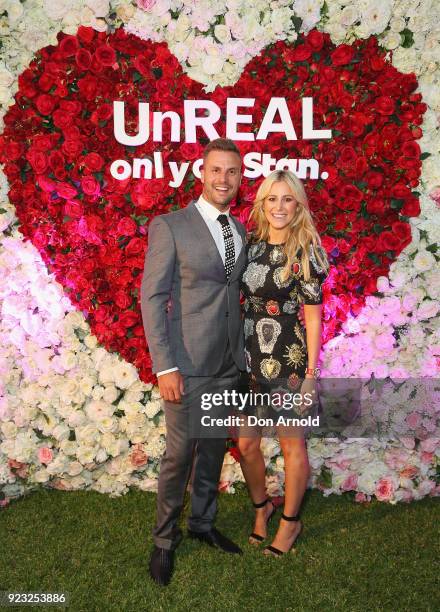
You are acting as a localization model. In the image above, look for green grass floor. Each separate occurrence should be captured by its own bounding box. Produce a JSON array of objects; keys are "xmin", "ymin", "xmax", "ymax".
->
[{"xmin": 1, "ymin": 486, "xmax": 439, "ymax": 612}]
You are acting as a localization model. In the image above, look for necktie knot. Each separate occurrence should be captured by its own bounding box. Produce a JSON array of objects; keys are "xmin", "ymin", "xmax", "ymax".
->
[{"xmin": 217, "ymin": 214, "xmax": 229, "ymax": 227}]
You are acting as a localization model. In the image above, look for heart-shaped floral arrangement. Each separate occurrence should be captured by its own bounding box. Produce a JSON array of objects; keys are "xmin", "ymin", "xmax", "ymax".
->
[{"xmin": 0, "ymin": 26, "xmax": 425, "ymax": 383}]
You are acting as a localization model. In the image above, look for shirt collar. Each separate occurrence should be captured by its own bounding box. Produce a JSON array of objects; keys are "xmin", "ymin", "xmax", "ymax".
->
[{"xmin": 197, "ymin": 194, "xmax": 230, "ymax": 221}]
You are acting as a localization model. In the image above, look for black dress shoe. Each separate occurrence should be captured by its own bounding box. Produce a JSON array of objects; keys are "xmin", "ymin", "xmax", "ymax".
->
[
  {"xmin": 149, "ymin": 546, "xmax": 174, "ymax": 586},
  {"xmin": 187, "ymin": 527, "xmax": 243, "ymax": 554}
]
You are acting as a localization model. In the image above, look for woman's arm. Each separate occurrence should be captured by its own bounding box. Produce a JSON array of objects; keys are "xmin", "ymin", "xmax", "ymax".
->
[{"xmin": 303, "ymin": 304, "xmax": 322, "ymax": 376}]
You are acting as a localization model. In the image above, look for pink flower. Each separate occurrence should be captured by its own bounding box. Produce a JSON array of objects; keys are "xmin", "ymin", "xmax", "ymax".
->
[
  {"xmin": 130, "ymin": 445, "xmax": 148, "ymax": 467},
  {"xmin": 136, "ymin": 0, "xmax": 156, "ymax": 9},
  {"xmin": 375, "ymin": 476, "xmax": 396, "ymax": 502},
  {"xmin": 429, "ymin": 186, "xmax": 440, "ymax": 207},
  {"xmin": 354, "ymin": 492, "xmax": 370, "ymax": 503},
  {"xmin": 38, "ymin": 447, "xmax": 53, "ymax": 464},
  {"xmin": 406, "ymin": 412, "xmax": 421, "ymax": 429},
  {"xmin": 399, "ymin": 465, "xmax": 418, "ymax": 479},
  {"xmin": 341, "ymin": 473, "xmax": 358, "ymax": 491}
]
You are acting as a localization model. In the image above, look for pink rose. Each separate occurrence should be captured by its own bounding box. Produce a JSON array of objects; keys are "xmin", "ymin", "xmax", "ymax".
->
[
  {"xmin": 130, "ymin": 445, "xmax": 148, "ymax": 467},
  {"xmin": 137, "ymin": 0, "xmax": 156, "ymax": 9},
  {"xmin": 399, "ymin": 465, "xmax": 418, "ymax": 479},
  {"xmin": 38, "ymin": 447, "xmax": 53, "ymax": 464},
  {"xmin": 354, "ymin": 492, "xmax": 370, "ymax": 503},
  {"xmin": 406, "ymin": 412, "xmax": 421, "ymax": 429},
  {"xmin": 341, "ymin": 473, "xmax": 358, "ymax": 491},
  {"xmin": 375, "ymin": 477, "xmax": 396, "ymax": 502}
]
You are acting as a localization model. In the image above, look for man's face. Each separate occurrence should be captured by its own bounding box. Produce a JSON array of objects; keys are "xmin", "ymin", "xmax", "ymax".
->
[{"xmin": 200, "ymin": 149, "xmax": 242, "ymax": 210}]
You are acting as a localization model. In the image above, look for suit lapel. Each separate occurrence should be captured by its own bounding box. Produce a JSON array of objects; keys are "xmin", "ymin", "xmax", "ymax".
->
[
  {"xmin": 184, "ymin": 201, "xmax": 226, "ymax": 278},
  {"xmin": 184, "ymin": 201, "xmax": 246, "ymax": 282}
]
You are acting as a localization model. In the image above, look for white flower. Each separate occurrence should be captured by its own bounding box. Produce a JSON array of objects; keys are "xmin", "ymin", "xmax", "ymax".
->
[
  {"xmin": 413, "ymin": 250, "xmax": 436, "ymax": 272},
  {"xmin": 113, "ymin": 362, "xmax": 138, "ymax": 390}
]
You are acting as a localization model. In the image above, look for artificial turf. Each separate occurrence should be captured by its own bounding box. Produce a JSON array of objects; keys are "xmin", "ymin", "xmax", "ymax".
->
[{"xmin": 1, "ymin": 485, "xmax": 438, "ymax": 612}]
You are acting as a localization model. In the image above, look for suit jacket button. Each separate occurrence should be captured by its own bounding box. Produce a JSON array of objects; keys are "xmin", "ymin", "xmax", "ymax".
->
[{"xmin": 225, "ymin": 311, "xmax": 229, "ymax": 317}]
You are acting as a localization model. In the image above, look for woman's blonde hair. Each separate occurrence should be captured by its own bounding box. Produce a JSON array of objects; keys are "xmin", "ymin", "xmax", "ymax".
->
[{"xmin": 249, "ymin": 170, "xmax": 329, "ymax": 282}]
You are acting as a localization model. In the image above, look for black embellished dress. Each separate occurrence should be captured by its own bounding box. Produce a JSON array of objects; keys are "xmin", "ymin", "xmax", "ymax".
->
[{"xmin": 241, "ymin": 238, "xmax": 328, "ymax": 392}]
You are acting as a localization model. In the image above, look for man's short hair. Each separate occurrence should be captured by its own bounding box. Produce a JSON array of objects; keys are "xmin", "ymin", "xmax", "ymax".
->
[{"xmin": 203, "ymin": 138, "xmax": 242, "ymax": 160}]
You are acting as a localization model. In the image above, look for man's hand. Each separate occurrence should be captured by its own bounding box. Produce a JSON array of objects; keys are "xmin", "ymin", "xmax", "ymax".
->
[
  {"xmin": 157, "ymin": 371, "xmax": 185, "ymax": 403},
  {"xmin": 298, "ymin": 304, "xmax": 305, "ymax": 326}
]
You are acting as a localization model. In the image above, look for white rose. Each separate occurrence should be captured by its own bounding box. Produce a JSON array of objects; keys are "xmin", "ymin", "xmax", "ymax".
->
[
  {"xmin": 43, "ymin": 0, "xmax": 70, "ymax": 20},
  {"xmin": 67, "ymin": 461, "xmax": 84, "ymax": 476},
  {"xmin": 202, "ymin": 53, "xmax": 225, "ymax": 76},
  {"xmin": 416, "ymin": 300, "xmax": 439, "ymax": 321},
  {"xmin": 67, "ymin": 410, "xmax": 87, "ymax": 428},
  {"xmin": 86, "ymin": 0, "xmax": 110, "ymax": 18},
  {"xmin": 144, "ymin": 399, "xmax": 162, "ymax": 419},
  {"xmin": 339, "ymin": 5, "xmax": 359, "ymax": 27},
  {"xmin": 381, "ymin": 30, "xmax": 403, "ymax": 50},
  {"xmin": 96, "ymin": 416, "xmax": 117, "ymax": 433},
  {"xmin": 413, "ymin": 250, "xmax": 435, "ymax": 272},
  {"xmin": 34, "ymin": 468, "xmax": 50, "ymax": 483},
  {"xmin": 76, "ymin": 446, "xmax": 96, "ymax": 464},
  {"xmin": 84, "ymin": 334, "xmax": 98, "ymax": 349},
  {"xmin": 1, "ymin": 421, "xmax": 17, "ymax": 438},
  {"xmin": 85, "ymin": 399, "xmax": 114, "ymax": 422},
  {"xmin": 113, "ymin": 362, "xmax": 138, "ymax": 390},
  {"xmin": 102, "ymin": 385, "xmax": 119, "ymax": 403},
  {"xmin": 214, "ymin": 24, "xmax": 232, "ymax": 44}
]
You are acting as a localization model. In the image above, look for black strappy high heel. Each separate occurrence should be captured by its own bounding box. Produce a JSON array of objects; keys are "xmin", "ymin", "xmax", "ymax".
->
[
  {"xmin": 263, "ymin": 512, "xmax": 302, "ymax": 557},
  {"xmin": 248, "ymin": 498, "xmax": 277, "ymax": 545}
]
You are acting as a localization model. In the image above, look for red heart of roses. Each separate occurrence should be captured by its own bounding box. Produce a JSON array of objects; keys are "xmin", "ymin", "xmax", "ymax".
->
[{"xmin": 0, "ymin": 27, "xmax": 425, "ymax": 383}]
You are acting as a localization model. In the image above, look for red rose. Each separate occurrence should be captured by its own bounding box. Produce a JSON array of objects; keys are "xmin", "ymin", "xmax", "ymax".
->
[
  {"xmin": 77, "ymin": 26, "xmax": 95, "ymax": 44},
  {"xmin": 36, "ymin": 94, "xmax": 56, "ymax": 116},
  {"xmin": 133, "ymin": 56, "xmax": 151, "ymax": 77},
  {"xmin": 83, "ymin": 152, "xmax": 104, "ymax": 172},
  {"xmin": 95, "ymin": 45, "xmax": 117, "ymax": 67},
  {"xmin": 49, "ymin": 150, "xmax": 65, "ymax": 170},
  {"xmin": 117, "ymin": 217, "xmax": 137, "ymax": 236},
  {"xmin": 366, "ymin": 171, "xmax": 384, "ymax": 189},
  {"xmin": 180, "ymin": 143, "xmax": 203, "ymax": 161},
  {"xmin": 376, "ymin": 96, "xmax": 395, "ymax": 116},
  {"xmin": 292, "ymin": 44, "xmax": 312, "ymax": 61},
  {"xmin": 392, "ymin": 221, "xmax": 411, "ymax": 244},
  {"xmin": 401, "ymin": 197, "xmax": 420, "ymax": 217},
  {"xmin": 401, "ymin": 141, "xmax": 421, "ymax": 158},
  {"xmin": 75, "ymin": 48, "xmax": 92, "ymax": 71},
  {"xmin": 377, "ymin": 231, "xmax": 400, "ymax": 252},
  {"xmin": 307, "ymin": 30, "xmax": 324, "ymax": 51},
  {"xmin": 331, "ymin": 45, "xmax": 355, "ymax": 66},
  {"xmin": 53, "ymin": 109, "xmax": 71, "ymax": 129},
  {"xmin": 26, "ymin": 150, "xmax": 47, "ymax": 173},
  {"xmin": 56, "ymin": 182, "xmax": 77, "ymax": 199},
  {"xmin": 81, "ymin": 176, "xmax": 101, "ymax": 196},
  {"xmin": 59, "ymin": 35, "xmax": 79, "ymax": 58},
  {"xmin": 366, "ymin": 199, "xmax": 386, "ymax": 215},
  {"xmin": 77, "ymin": 74, "xmax": 98, "ymax": 100}
]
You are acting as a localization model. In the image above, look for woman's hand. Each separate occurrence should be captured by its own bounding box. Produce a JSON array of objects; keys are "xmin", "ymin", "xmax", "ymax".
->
[{"xmin": 298, "ymin": 375, "xmax": 318, "ymax": 415}]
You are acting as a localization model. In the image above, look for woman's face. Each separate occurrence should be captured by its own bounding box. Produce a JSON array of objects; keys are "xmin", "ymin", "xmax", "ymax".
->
[{"xmin": 263, "ymin": 180, "xmax": 298, "ymax": 233}]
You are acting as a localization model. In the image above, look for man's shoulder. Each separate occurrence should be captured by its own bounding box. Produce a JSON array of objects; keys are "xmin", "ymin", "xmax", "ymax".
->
[{"xmin": 149, "ymin": 204, "xmax": 193, "ymax": 228}]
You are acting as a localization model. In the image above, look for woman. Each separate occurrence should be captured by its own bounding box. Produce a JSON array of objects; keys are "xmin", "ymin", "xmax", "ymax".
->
[{"xmin": 238, "ymin": 169, "xmax": 329, "ymax": 557}]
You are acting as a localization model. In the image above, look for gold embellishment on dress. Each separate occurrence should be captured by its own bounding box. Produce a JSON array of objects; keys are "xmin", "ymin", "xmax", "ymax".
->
[
  {"xmin": 269, "ymin": 245, "xmax": 286, "ymax": 265},
  {"xmin": 294, "ymin": 322, "xmax": 306, "ymax": 346},
  {"xmin": 248, "ymin": 296, "xmax": 265, "ymax": 312},
  {"xmin": 309, "ymin": 245, "xmax": 327, "ymax": 275},
  {"xmin": 256, "ymin": 317, "xmax": 282, "ymax": 353},
  {"xmin": 283, "ymin": 343, "xmax": 305, "ymax": 368},
  {"xmin": 260, "ymin": 356, "xmax": 281, "ymax": 380}
]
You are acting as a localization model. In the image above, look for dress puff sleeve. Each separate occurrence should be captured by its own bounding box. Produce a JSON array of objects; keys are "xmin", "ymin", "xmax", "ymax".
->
[{"xmin": 297, "ymin": 245, "xmax": 328, "ymax": 305}]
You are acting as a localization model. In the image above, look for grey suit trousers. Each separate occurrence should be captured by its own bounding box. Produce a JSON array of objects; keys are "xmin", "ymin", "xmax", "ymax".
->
[{"xmin": 152, "ymin": 343, "xmax": 240, "ymax": 550}]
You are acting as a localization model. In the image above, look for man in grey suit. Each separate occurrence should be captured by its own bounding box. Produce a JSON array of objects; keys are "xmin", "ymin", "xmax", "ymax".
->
[{"xmin": 141, "ymin": 138, "xmax": 246, "ymax": 586}]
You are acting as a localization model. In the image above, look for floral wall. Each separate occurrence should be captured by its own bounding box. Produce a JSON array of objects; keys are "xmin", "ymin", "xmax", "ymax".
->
[{"xmin": 0, "ymin": 0, "xmax": 439, "ymax": 507}]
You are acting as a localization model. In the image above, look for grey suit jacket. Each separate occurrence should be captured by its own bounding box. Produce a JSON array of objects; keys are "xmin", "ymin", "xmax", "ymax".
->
[{"xmin": 140, "ymin": 200, "xmax": 247, "ymax": 376}]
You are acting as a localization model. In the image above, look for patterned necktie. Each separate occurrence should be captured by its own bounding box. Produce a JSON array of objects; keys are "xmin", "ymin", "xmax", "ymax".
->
[{"xmin": 217, "ymin": 214, "xmax": 235, "ymax": 278}]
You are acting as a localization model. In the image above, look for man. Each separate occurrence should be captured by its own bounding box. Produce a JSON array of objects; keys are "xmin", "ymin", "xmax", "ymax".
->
[{"xmin": 141, "ymin": 138, "xmax": 247, "ymax": 586}]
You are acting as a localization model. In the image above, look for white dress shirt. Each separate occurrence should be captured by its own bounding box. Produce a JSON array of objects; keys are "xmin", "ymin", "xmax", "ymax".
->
[{"xmin": 157, "ymin": 195, "xmax": 243, "ymax": 377}]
